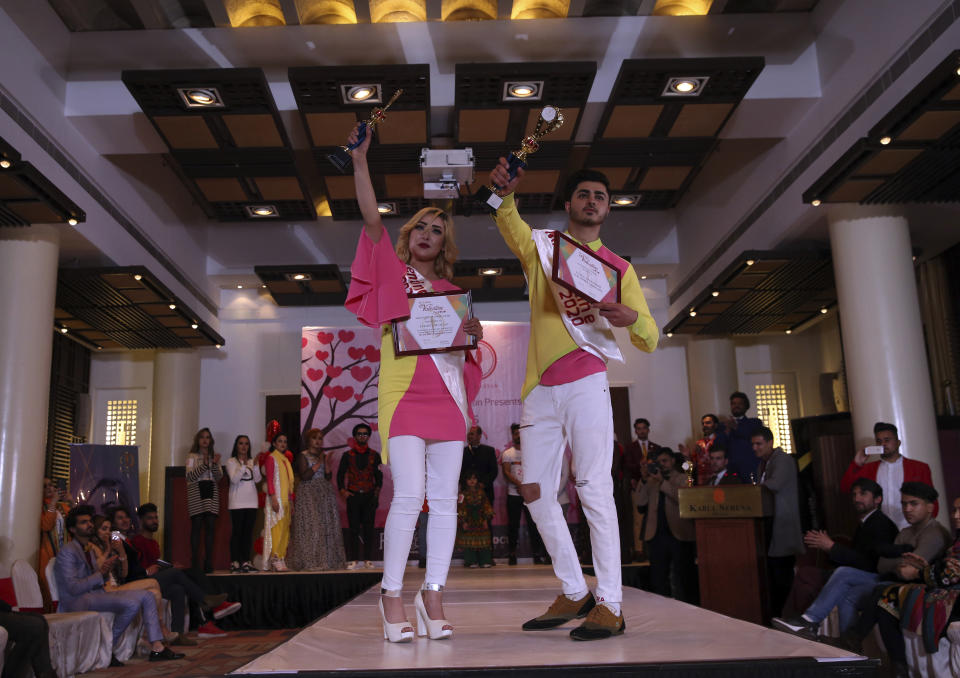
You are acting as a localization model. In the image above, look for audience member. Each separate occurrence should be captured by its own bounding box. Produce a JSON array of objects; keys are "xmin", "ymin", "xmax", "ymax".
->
[
  {"xmin": 839, "ymin": 421, "xmax": 935, "ymax": 529},
  {"xmin": 501, "ymin": 423, "xmax": 545, "ymax": 565},
  {"xmin": 460, "ymin": 425, "xmax": 498, "ymax": 511},
  {"xmin": 456, "ymin": 471, "xmax": 494, "ymax": 568},
  {"xmin": 625, "ymin": 418, "xmax": 660, "ymax": 561},
  {"xmin": 226, "ymin": 434, "xmax": 261, "ymax": 573},
  {"xmin": 753, "ymin": 427, "xmax": 804, "ymax": 617},
  {"xmin": 637, "ymin": 448, "xmax": 698, "ymax": 604},
  {"xmin": 185, "ymin": 427, "xmax": 222, "ymax": 574},
  {"xmin": 39, "ymin": 476, "xmax": 72, "ymax": 609},
  {"xmin": 337, "ymin": 424, "xmax": 383, "ymax": 569},
  {"xmin": 773, "ymin": 478, "xmax": 899, "ymax": 637},
  {"xmin": 0, "ymin": 600, "xmax": 57, "ymax": 678},
  {"xmin": 263, "ymin": 432, "xmax": 295, "ymax": 571},
  {"xmin": 725, "ymin": 392, "xmax": 763, "ymax": 481},
  {"xmin": 290, "ymin": 428, "xmax": 346, "ymax": 571},
  {"xmin": 54, "ymin": 505, "xmax": 184, "ymax": 666},
  {"xmin": 704, "ymin": 447, "xmax": 739, "ymax": 486},
  {"xmin": 681, "ymin": 415, "xmax": 729, "ymax": 485}
]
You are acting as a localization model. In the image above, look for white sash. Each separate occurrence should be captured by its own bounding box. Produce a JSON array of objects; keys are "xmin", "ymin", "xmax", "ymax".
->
[
  {"xmin": 532, "ymin": 229, "xmax": 623, "ymax": 364},
  {"xmin": 401, "ymin": 267, "xmax": 470, "ymax": 431}
]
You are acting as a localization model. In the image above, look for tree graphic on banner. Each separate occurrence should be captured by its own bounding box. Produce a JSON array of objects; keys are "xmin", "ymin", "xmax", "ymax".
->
[{"xmin": 301, "ymin": 329, "xmax": 381, "ymax": 448}]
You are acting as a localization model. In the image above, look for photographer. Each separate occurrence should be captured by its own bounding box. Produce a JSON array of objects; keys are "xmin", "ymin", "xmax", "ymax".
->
[{"xmin": 636, "ymin": 448, "xmax": 698, "ymax": 603}]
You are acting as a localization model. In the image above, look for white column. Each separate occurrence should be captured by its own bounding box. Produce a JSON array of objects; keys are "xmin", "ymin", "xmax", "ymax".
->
[
  {"xmin": 685, "ymin": 337, "xmax": 738, "ymax": 435},
  {"xmin": 0, "ymin": 225, "xmax": 59, "ymax": 574},
  {"xmin": 149, "ymin": 349, "xmax": 200, "ymax": 537},
  {"xmin": 828, "ymin": 206, "xmax": 947, "ymax": 511}
]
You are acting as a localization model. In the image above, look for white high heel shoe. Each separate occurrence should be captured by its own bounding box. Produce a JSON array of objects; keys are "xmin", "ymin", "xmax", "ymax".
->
[
  {"xmin": 414, "ymin": 584, "xmax": 453, "ymax": 640},
  {"xmin": 379, "ymin": 590, "xmax": 414, "ymax": 643}
]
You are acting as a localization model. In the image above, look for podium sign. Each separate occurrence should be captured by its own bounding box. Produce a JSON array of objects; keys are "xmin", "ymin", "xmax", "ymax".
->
[{"xmin": 678, "ymin": 485, "xmax": 772, "ymax": 520}]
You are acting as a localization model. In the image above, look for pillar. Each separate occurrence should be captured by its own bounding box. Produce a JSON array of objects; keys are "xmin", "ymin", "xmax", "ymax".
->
[
  {"xmin": 150, "ymin": 349, "xmax": 200, "ymax": 542},
  {"xmin": 828, "ymin": 206, "xmax": 947, "ymax": 513},
  {"xmin": 0, "ymin": 225, "xmax": 59, "ymax": 574},
  {"xmin": 685, "ymin": 337, "xmax": 738, "ymax": 436}
]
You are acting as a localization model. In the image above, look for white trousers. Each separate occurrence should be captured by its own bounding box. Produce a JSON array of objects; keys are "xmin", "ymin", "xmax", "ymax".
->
[
  {"xmin": 381, "ymin": 436, "xmax": 463, "ymax": 592},
  {"xmin": 520, "ymin": 371, "xmax": 621, "ymax": 604}
]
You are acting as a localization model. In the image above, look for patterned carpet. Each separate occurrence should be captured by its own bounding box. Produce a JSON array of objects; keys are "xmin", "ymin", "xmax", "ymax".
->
[{"xmin": 81, "ymin": 628, "xmax": 299, "ymax": 678}]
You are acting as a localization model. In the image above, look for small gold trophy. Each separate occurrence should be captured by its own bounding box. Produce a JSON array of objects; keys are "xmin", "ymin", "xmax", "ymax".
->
[
  {"xmin": 475, "ymin": 104, "xmax": 565, "ymax": 210},
  {"xmin": 327, "ymin": 89, "xmax": 404, "ymax": 173}
]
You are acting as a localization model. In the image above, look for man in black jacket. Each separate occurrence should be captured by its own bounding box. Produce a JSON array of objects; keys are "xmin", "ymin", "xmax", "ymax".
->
[
  {"xmin": 461, "ymin": 425, "xmax": 498, "ymax": 509},
  {"xmin": 774, "ymin": 478, "xmax": 899, "ymax": 638}
]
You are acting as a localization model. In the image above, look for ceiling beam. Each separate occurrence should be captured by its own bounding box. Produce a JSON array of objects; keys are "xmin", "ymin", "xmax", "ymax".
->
[{"xmin": 202, "ymin": 0, "xmax": 232, "ymax": 26}]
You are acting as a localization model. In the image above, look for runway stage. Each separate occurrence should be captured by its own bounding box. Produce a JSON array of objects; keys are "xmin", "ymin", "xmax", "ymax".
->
[{"xmin": 230, "ymin": 566, "xmax": 878, "ymax": 677}]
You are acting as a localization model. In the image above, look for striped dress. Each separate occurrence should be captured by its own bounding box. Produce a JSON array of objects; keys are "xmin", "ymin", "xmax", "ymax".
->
[{"xmin": 185, "ymin": 453, "xmax": 223, "ymax": 516}]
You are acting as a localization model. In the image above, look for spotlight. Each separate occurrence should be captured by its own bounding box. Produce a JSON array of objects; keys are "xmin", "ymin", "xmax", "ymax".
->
[
  {"xmin": 340, "ymin": 84, "xmax": 382, "ymax": 105},
  {"xmin": 746, "ymin": 259, "xmax": 755, "ymax": 266},
  {"xmin": 191, "ymin": 323, "xmax": 199, "ymax": 329},
  {"xmin": 666, "ymin": 332, "xmax": 673, "ymax": 338},
  {"xmin": 689, "ymin": 310, "xmax": 697, "ymax": 317},
  {"xmin": 377, "ymin": 202, "xmax": 398, "ymax": 215},
  {"xmin": 60, "ymin": 327, "xmax": 68, "ymax": 334},
  {"xmin": 640, "ymin": 275, "xmax": 647, "ymax": 280},
  {"xmin": 611, "ymin": 194, "xmax": 641, "ymax": 207},
  {"xmin": 67, "ymin": 218, "xmax": 78, "ymax": 226},
  {"xmin": 245, "ymin": 205, "xmax": 279, "ymax": 218},
  {"xmin": 478, "ymin": 267, "xmax": 502, "ymax": 276},
  {"xmin": 133, "ymin": 274, "xmax": 142, "ymax": 281},
  {"xmin": 811, "ymin": 199, "xmax": 822, "ymax": 207},
  {"xmin": 261, "ymin": 284, "xmax": 267, "ymax": 288},
  {"xmin": 663, "ymin": 76, "xmax": 709, "ymax": 97},
  {"xmin": 785, "ymin": 329, "xmax": 792, "ymax": 335},
  {"xmin": 177, "ymin": 87, "xmax": 224, "ymax": 109},
  {"xmin": 237, "ymin": 284, "xmax": 243, "ymax": 289},
  {"xmin": 168, "ymin": 303, "xmax": 176, "ymax": 310},
  {"xmin": 820, "ymin": 308, "xmax": 828, "ymax": 315},
  {"xmin": 879, "ymin": 136, "xmax": 892, "ymax": 145},
  {"xmin": 294, "ymin": 274, "xmax": 305, "ymax": 280},
  {"xmin": 711, "ymin": 290, "xmax": 720, "ymax": 297},
  {"xmin": 0, "ymin": 159, "xmax": 10, "ymax": 169},
  {"xmin": 502, "ymin": 80, "xmax": 543, "ymax": 102},
  {"xmin": 215, "ymin": 343, "xmax": 222, "ymax": 349}
]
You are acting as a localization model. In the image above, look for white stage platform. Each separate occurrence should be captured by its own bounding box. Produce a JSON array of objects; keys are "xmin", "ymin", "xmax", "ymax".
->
[{"xmin": 231, "ymin": 565, "xmax": 876, "ymax": 677}]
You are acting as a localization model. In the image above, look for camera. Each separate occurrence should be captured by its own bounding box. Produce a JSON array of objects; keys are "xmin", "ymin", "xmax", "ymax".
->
[
  {"xmin": 111, "ymin": 530, "xmax": 123, "ymax": 541},
  {"xmin": 646, "ymin": 461, "xmax": 660, "ymax": 474}
]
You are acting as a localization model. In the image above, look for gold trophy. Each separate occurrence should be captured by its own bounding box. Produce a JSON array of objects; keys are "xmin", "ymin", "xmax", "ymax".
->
[
  {"xmin": 327, "ymin": 89, "xmax": 404, "ymax": 173},
  {"xmin": 476, "ymin": 104, "xmax": 565, "ymax": 210}
]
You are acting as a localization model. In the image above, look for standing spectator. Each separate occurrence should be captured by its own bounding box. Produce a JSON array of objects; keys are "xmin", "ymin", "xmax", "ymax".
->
[
  {"xmin": 461, "ymin": 425, "xmax": 498, "ymax": 511},
  {"xmin": 501, "ymin": 423, "xmax": 545, "ymax": 565},
  {"xmin": 226, "ymin": 434, "xmax": 261, "ymax": 573},
  {"xmin": 0, "ymin": 600, "xmax": 57, "ymax": 678},
  {"xmin": 839, "ymin": 421, "xmax": 935, "ymax": 529},
  {"xmin": 337, "ymin": 424, "xmax": 383, "ymax": 569},
  {"xmin": 289, "ymin": 428, "xmax": 346, "ymax": 571},
  {"xmin": 457, "ymin": 472, "xmax": 495, "ymax": 568},
  {"xmin": 39, "ymin": 476, "xmax": 71, "ymax": 609},
  {"xmin": 624, "ymin": 418, "xmax": 660, "ymax": 561},
  {"xmin": 753, "ymin": 426, "xmax": 804, "ymax": 617},
  {"xmin": 725, "ymin": 392, "xmax": 763, "ymax": 481},
  {"xmin": 637, "ymin": 448, "xmax": 698, "ymax": 604},
  {"xmin": 680, "ymin": 414, "xmax": 729, "ymax": 486},
  {"xmin": 185, "ymin": 427, "xmax": 222, "ymax": 574},
  {"xmin": 263, "ymin": 433, "xmax": 295, "ymax": 571}
]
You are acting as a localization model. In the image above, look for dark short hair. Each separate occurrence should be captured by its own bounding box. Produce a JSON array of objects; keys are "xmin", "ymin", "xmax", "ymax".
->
[
  {"xmin": 106, "ymin": 506, "xmax": 130, "ymax": 523},
  {"xmin": 137, "ymin": 502, "xmax": 158, "ymax": 519},
  {"xmin": 708, "ymin": 446, "xmax": 728, "ymax": 458},
  {"xmin": 701, "ymin": 414, "xmax": 719, "ymax": 426},
  {"xmin": 873, "ymin": 422, "xmax": 898, "ymax": 437},
  {"xmin": 730, "ymin": 391, "xmax": 750, "ymax": 408},
  {"xmin": 752, "ymin": 426, "xmax": 775, "ymax": 442},
  {"xmin": 352, "ymin": 423, "xmax": 372, "ymax": 437},
  {"xmin": 510, "ymin": 423, "xmax": 520, "ymax": 431},
  {"xmin": 563, "ymin": 169, "xmax": 610, "ymax": 204},
  {"xmin": 656, "ymin": 447, "xmax": 675, "ymax": 459},
  {"xmin": 66, "ymin": 505, "xmax": 95, "ymax": 533},
  {"xmin": 900, "ymin": 482, "xmax": 938, "ymax": 503},
  {"xmin": 470, "ymin": 425, "xmax": 483, "ymax": 435},
  {"xmin": 634, "ymin": 418, "xmax": 650, "ymax": 428},
  {"xmin": 851, "ymin": 478, "xmax": 883, "ymax": 498}
]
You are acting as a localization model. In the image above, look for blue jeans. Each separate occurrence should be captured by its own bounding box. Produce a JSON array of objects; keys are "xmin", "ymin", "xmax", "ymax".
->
[
  {"xmin": 804, "ymin": 566, "xmax": 878, "ymax": 630},
  {"xmin": 70, "ymin": 589, "xmax": 163, "ymax": 646}
]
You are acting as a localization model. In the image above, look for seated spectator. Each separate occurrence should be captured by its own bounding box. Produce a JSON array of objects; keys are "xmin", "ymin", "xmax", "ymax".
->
[
  {"xmin": 0, "ymin": 599, "xmax": 57, "ymax": 678},
  {"xmin": 637, "ymin": 448, "xmax": 698, "ymax": 604},
  {"xmin": 840, "ymin": 422, "xmax": 935, "ymax": 529},
  {"xmin": 704, "ymin": 446, "xmax": 739, "ymax": 486},
  {"xmin": 773, "ymin": 478, "xmax": 899, "ymax": 638},
  {"xmin": 54, "ymin": 505, "xmax": 184, "ymax": 666},
  {"xmin": 456, "ymin": 472, "xmax": 494, "ymax": 568}
]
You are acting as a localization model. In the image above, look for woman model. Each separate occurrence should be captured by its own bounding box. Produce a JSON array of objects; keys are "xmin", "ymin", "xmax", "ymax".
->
[
  {"xmin": 287, "ymin": 428, "xmax": 346, "ymax": 571},
  {"xmin": 344, "ymin": 123, "xmax": 482, "ymax": 642},
  {"xmin": 226, "ymin": 435, "xmax": 261, "ymax": 572},
  {"xmin": 262, "ymin": 432, "xmax": 295, "ymax": 571},
  {"xmin": 185, "ymin": 428, "xmax": 222, "ymax": 573}
]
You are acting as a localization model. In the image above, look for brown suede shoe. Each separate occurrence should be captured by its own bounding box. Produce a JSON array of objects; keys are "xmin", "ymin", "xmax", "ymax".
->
[
  {"xmin": 522, "ymin": 593, "xmax": 595, "ymax": 630},
  {"xmin": 569, "ymin": 604, "xmax": 625, "ymax": 641},
  {"xmin": 171, "ymin": 632, "xmax": 198, "ymax": 646}
]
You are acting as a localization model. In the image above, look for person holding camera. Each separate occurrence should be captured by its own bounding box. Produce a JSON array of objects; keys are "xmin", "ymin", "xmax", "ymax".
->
[
  {"xmin": 186, "ymin": 428, "xmax": 223, "ymax": 574},
  {"xmin": 636, "ymin": 448, "xmax": 698, "ymax": 604}
]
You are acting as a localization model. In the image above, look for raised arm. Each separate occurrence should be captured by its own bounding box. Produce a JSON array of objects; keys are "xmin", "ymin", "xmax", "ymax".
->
[{"xmin": 349, "ymin": 123, "xmax": 385, "ymax": 243}]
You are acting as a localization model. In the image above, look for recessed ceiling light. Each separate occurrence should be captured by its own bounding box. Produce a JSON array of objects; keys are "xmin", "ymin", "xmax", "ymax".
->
[
  {"xmin": 879, "ymin": 136, "xmax": 892, "ymax": 145},
  {"xmin": 177, "ymin": 87, "xmax": 224, "ymax": 109},
  {"xmin": 293, "ymin": 274, "xmax": 306, "ymax": 280},
  {"xmin": 134, "ymin": 274, "xmax": 142, "ymax": 281},
  {"xmin": 611, "ymin": 194, "xmax": 640, "ymax": 207},
  {"xmin": 478, "ymin": 267, "xmax": 502, "ymax": 276},
  {"xmin": 215, "ymin": 344, "xmax": 222, "ymax": 349},
  {"xmin": 689, "ymin": 309, "xmax": 697, "ymax": 317},
  {"xmin": 237, "ymin": 284, "xmax": 243, "ymax": 289},
  {"xmin": 711, "ymin": 290, "xmax": 720, "ymax": 297},
  {"xmin": 663, "ymin": 76, "xmax": 709, "ymax": 97},
  {"xmin": 502, "ymin": 80, "xmax": 544, "ymax": 102},
  {"xmin": 640, "ymin": 275, "xmax": 647, "ymax": 280},
  {"xmin": 168, "ymin": 303, "xmax": 176, "ymax": 310},
  {"xmin": 59, "ymin": 327, "xmax": 68, "ymax": 334},
  {"xmin": 245, "ymin": 205, "xmax": 279, "ymax": 218},
  {"xmin": 820, "ymin": 308, "xmax": 828, "ymax": 314},
  {"xmin": 0, "ymin": 159, "xmax": 10, "ymax": 169},
  {"xmin": 666, "ymin": 332, "xmax": 673, "ymax": 338},
  {"xmin": 67, "ymin": 218, "xmax": 78, "ymax": 226},
  {"xmin": 191, "ymin": 323, "xmax": 199, "ymax": 329},
  {"xmin": 341, "ymin": 84, "xmax": 382, "ymax": 105},
  {"xmin": 261, "ymin": 284, "xmax": 267, "ymax": 288},
  {"xmin": 746, "ymin": 259, "xmax": 755, "ymax": 266},
  {"xmin": 377, "ymin": 202, "xmax": 398, "ymax": 215},
  {"xmin": 811, "ymin": 199, "xmax": 822, "ymax": 207},
  {"xmin": 785, "ymin": 329, "xmax": 792, "ymax": 334}
]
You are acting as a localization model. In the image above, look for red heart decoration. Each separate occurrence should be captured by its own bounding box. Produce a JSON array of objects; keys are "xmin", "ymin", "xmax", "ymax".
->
[
  {"xmin": 351, "ymin": 365, "xmax": 372, "ymax": 381},
  {"xmin": 335, "ymin": 385, "xmax": 354, "ymax": 402},
  {"xmin": 338, "ymin": 330, "xmax": 355, "ymax": 342},
  {"xmin": 317, "ymin": 331, "xmax": 334, "ymax": 345},
  {"xmin": 371, "ymin": 423, "xmax": 378, "ymax": 431},
  {"xmin": 322, "ymin": 385, "xmax": 334, "ymax": 398},
  {"xmin": 300, "ymin": 397, "xmax": 309, "ymax": 409},
  {"xmin": 307, "ymin": 368, "xmax": 324, "ymax": 381},
  {"xmin": 315, "ymin": 350, "xmax": 329, "ymax": 361},
  {"xmin": 327, "ymin": 366, "xmax": 343, "ymax": 378},
  {"xmin": 354, "ymin": 394, "xmax": 363, "ymax": 401},
  {"xmin": 301, "ymin": 337, "xmax": 307, "ymax": 348},
  {"xmin": 364, "ymin": 346, "xmax": 381, "ymax": 362},
  {"xmin": 348, "ymin": 346, "xmax": 365, "ymax": 360}
]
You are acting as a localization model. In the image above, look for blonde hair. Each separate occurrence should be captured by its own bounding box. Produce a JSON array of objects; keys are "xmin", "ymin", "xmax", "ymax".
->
[{"xmin": 395, "ymin": 207, "xmax": 457, "ymax": 281}]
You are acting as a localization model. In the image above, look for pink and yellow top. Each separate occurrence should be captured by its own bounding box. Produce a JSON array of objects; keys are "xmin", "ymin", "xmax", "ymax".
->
[
  {"xmin": 345, "ymin": 229, "xmax": 480, "ymax": 461},
  {"xmin": 493, "ymin": 193, "xmax": 659, "ymax": 398}
]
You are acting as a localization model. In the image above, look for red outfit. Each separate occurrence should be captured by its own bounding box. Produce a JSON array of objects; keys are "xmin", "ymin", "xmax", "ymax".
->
[
  {"xmin": 129, "ymin": 534, "xmax": 161, "ymax": 570},
  {"xmin": 839, "ymin": 456, "xmax": 937, "ymax": 515}
]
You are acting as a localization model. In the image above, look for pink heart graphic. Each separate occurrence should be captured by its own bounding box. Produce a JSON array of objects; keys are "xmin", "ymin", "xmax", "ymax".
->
[
  {"xmin": 327, "ymin": 366, "xmax": 343, "ymax": 378},
  {"xmin": 338, "ymin": 330, "xmax": 355, "ymax": 342},
  {"xmin": 364, "ymin": 346, "xmax": 381, "ymax": 363},
  {"xmin": 315, "ymin": 350, "xmax": 329, "ymax": 361},
  {"xmin": 301, "ymin": 337, "xmax": 307, "ymax": 348},
  {"xmin": 348, "ymin": 346, "xmax": 365, "ymax": 360},
  {"xmin": 307, "ymin": 368, "xmax": 324, "ymax": 382},
  {"xmin": 354, "ymin": 394, "xmax": 362, "ymax": 401},
  {"xmin": 351, "ymin": 365, "xmax": 372, "ymax": 381},
  {"xmin": 300, "ymin": 397, "xmax": 309, "ymax": 409},
  {"xmin": 317, "ymin": 331, "xmax": 334, "ymax": 345}
]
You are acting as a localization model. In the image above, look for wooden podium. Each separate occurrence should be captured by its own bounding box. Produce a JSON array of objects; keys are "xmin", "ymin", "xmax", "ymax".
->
[{"xmin": 678, "ymin": 485, "xmax": 773, "ymax": 625}]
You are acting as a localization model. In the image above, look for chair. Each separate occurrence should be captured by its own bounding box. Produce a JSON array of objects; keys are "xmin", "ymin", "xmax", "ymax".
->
[{"xmin": 10, "ymin": 560, "xmax": 44, "ymax": 612}]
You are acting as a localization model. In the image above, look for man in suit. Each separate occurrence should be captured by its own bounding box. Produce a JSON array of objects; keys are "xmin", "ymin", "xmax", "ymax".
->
[
  {"xmin": 705, "ymin": 446, "xmax": 740, "ymax": 486},
  {"xmin": 839, "ymin": 421, "xmax": 935, "ymax": 528},
  {"xmin": 461, "ymin": 425, "xmax": 498, "ymax": 509},
  {"xmin": 624, "ymin": 418, "xmax": 660, "ymax": 561},
  {"xmin": 753, "ymin": 427, "xmax": 804, "ymax": 618},
  {"xmin": 725, "ymin": 391, "xmax": 764, "ymax": 482},
  {"xmin": 54, "ymin": 505, "xmax": 184, "ymax": 666},
  {"xmin": 637, "ymin": 448, "xmax": 698, "ymax": 604},
  {"xmin": 773, "ymin": 478, "xmax": 899, "ymax": 638},
  {"xmin": 0, "ymin": 601, "xmax": 57, "ymax": 678}
]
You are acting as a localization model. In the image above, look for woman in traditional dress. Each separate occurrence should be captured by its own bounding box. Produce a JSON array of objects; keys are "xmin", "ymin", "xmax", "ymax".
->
[
  {"xmin": 185, "ymin": 428, "xmax": 222, "ymax": 573},
  {"xmin": 344, "ymin": 122, "xmax": 482, "ymax": 642},
  {"xmin": 287, "ymin": 428, "xmax": 346, "ymax": 571},
  {"xmin": 456, "ymin": 472, "xmax": 495, "ymax": 568},
  {"xmin": 261, "ymin": 433, "xmax": 295, "ymax": 571}
]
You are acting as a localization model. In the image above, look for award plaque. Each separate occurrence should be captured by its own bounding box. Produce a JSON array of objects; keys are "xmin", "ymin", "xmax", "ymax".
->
[
  {"xmin": 475, "ymin": 104, "xmax": 565, "ymax": 210},
  {"xmin": 327, "ymin": 89, "xmax": 404, "ymax": 173},
  {"xmin": 551, "ymin": 231, "xmax": 621, "ymax": 304},
  {"xmin": 392, "ymin": 291, "xmax": 476, "ymax": 357}
]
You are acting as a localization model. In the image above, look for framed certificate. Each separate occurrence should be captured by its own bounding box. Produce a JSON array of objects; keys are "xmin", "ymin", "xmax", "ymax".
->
[
  {"xmin": 392, "ymin": 290, "xmax": 476, "ymax": 357},
  {"xmin": 551, "ymin": 231, "xmax": 621, "ymax": 304}
]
